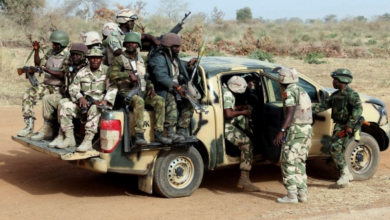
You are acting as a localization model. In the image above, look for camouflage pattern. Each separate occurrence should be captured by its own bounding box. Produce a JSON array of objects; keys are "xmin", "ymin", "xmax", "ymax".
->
[
  {"xmin": 59, "ymin": 101, "xmax": 101, "ymax": 133},
  {"xmin": 279, "ymin": 67, "xmax": 299, "ymax": 84},
  {"xmin": 102, "ymin": 22, "xmax": 119, "ymax": 37},
  {"xmin": 223, "ymin": 85, "xmax": 253, "ymax": 171},
  {"xmin": 165, "ymin": 93, "xmax": 194, "ymax": 128},
  {"xmin": 106, "ymin": 30, "xmax": 125, "ymax": 65},
  {"xmin": 22, "ymin": 84, "xmax": 60, "ymax": 117},
  {"xmin": 331, "ymin": 68, "xmax": 353, "ymax": 84},
  {"xmin": 42, "ymin": 94, "xmax": 68, "ymax": 121},
  {"xmin": 227, "ymin": 76, "xmax": 247, "ymax": 94},
  {"xmin": 282, "ymin": 83, "xmax": 313, "ymax": 191},
  {"xmin": 116, "ymin": 9, "xmax": 136, "ymax": 23},
  {"xmin": 80, "ymin": 31, "xmax": 102, "ymax": 47},
  {"xmin": 312, "ymin": 85, "xmax": 363, "ymax": 170}
]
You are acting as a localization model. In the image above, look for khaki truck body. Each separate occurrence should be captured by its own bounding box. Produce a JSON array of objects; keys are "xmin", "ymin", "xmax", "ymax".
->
[{"xmin": 12, "ymin": 57, "xmax": 389, "ymax": 198}]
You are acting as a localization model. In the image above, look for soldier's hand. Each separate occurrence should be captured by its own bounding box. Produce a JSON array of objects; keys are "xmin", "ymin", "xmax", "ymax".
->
[
  {"xmin": 177, "ymin": 86, "xmax": 187, "ymax": 97},
  {"xmin": 129, "ymin": 72, "xmax": 138, "ymax": 83},
  {"xmin": 242, "ymin": 109, "xmax": 251, "ymax": 117},
  {"xmin": 147, "ymin": 88, "xmax": 156, "ymax": 98},
  {"xmin": 97, "ymin": 100, "xmax": 108, "ymax": 106},
  {"xmin": 187, "ymin": 58, "xmax": 197, "ymax": 67},
  {"xmin": 345, "ymin": 126, "xmax": 353, "ymax": 135},
  {"xmin": 79, "ymin": 97, "xmax": 89, "ymax": 108},
  {"xmin": 32, "ymin": 41, "xmax": 40, "ymax": 50},
  {"xmin": 273, "ymin": 132, "xmax": 284, "ymax": 146}
]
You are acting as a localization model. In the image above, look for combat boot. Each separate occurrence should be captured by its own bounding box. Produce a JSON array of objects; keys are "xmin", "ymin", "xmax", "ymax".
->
[
  {"xmin": 48, "ymin": 129, "xmax": 64, "ymax": 148},
  {"xmin": 297, "ymin": 189, "xmax": 307, "ymax": 203},
  {"xmin": 31, "ymin": 120, "xmax": 55, "ymax": 141},
  {"xmin": 166, "ymin": 126, "xmax": 185, "ymax": 143},
  {"xmin": 56, "ymin": 130, "xmax": 76, "ymax": 149},
  {"xmin": 237, "ymin": 171, "xmax": 261, "ymax": 192},
  {"xmin": 176, "ymin": 127, "xmax": 198, "ymax": 141},
  {"xmin": 336, "ymin": 166, "xmax": 354, "ymax": 186},
  {"xmin": 154, "ymin": 131, "xmax": 172, "ymax": 145},
  {"xmin": 135, "ymin": 132, "xmax": 148, "ymax": 146},
  {"xmin": 17, "ymin": 117, "xmax": 34, "ymax": 137},
  {"xmin": 277, "ymin": 191, "xmax": 298, "ymax": 204},
  {"xmin": 76, "ymin": 132, "xmax": 95, "ymax": 152}
]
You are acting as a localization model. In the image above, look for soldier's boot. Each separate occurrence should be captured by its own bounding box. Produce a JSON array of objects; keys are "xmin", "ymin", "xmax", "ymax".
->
[
  {"xmin": 56, "ymin": 130, "xmax": 76, "ymax": 149},
  {"xmin": 166, "ymin": 126, "xmax": 185, "ymax": 143},
  {"xmin": 31, "ymin": 120, "xmax": 55, "ymax": 141},
  {"xmin": 297, "ymin": 189, "xmax": 307, "ymax": 203},
  {"xmin": 336, "ymin": 167, "xmax": 354, "ymax": 186},
  {"xmin": 277, "ymin": 191, "xmax": 299, "ymax": 204},
  {"xmin": 154, "ymin": 131, "xmax": 172, "ymax": 145},
  {"xmin": 48, "ymin": 129, "xmax": 64, "ymax": 148},
  {"xmin": 237, "ymin": 171, "xmax": 261, "ymax": 192},
  {"xmin": 176, "ymin": 127, "xmax": 198, "ymax": 141},
  {"xmin": 135, "ymin": 132, "xmax": 148, "ymax": 146},
  {"xmin": 76, "ymin": 133, "xmax": 95, "ymax": 152},
  {"xmin": 17, "ymin": 117, "xmax": 34, "ymax": 137}
]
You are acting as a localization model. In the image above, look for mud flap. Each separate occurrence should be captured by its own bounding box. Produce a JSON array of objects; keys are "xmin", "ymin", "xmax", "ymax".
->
[
  {"xmin": 61, "ymin": 149, "xmax": 100, "ymax": 160},
  {"xmin": 138, "ymin": 153, "xmax": 158, "ymax": 194}
]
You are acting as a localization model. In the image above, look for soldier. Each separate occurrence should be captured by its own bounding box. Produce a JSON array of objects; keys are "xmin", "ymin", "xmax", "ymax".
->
[
  {"xmin": 109, "ymin": 33, "xmax": 171, "ymax": 145},
  {"xmin": 32, "ymin": 43, "xmax": 89, "ymax": 143},
  {"xmin": 273, "ymin": 67, "xmax": 313, "ymax": 204},
  {"xmin": 312, "ymin": 68, "xmax": 362, "ymax": 188},
  {"xmin": 102, "ymin": 22, "xmax": 119, "ymax": 66},
  {"xmin": 223, "ymin": 76, "xmax": 260, "ymax": 192},
  {"xmin": 148, "ymin": 33, "xmax": 197, "ymax": 143},
  {"xmin": 18, "ymin": 30, "xmax": 69, "ymax": 137},
  {"xmin": 80, "ymin": 31, "xmax": 102, "ymax": 49},
  {"xmin": 55, "ymin": 48, "xmax": 116, "ymax": 152}
]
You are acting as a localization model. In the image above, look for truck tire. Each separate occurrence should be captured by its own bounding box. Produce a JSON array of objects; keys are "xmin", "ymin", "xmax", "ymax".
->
[
  {"xmin": 345, "ymin": 132, "xmax": 380, "ymax": 180},
  {"xmin": 153, "ymin": 146, "xmax": 204, "ymax": 198}
]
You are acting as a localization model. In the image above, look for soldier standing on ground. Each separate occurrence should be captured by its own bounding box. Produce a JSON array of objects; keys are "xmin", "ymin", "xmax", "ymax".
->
[
  {"xmin": 148, "ymin": 33, "xmax": 197, "ymax": 143},
  {"xmin": 312, "ymin": 68, "xmax": 362, "ymax": 188},
  {"xmin": 55, "ymin": 48, "xmax": 116, "ymax": 152},
  {"xmin": 273, "ymin": 67, "xmax": 313, "ymax": 204},
  {"xmin": 18, "ymin": 30, "xmax": 69, "ymax": 137},
  {"xmin": 223, "ymin": 76, "xmax": 260, "ymax": 192},
  {"xmin": 108, "ymin": 33, "xmax": 172, "ymax": 145}
]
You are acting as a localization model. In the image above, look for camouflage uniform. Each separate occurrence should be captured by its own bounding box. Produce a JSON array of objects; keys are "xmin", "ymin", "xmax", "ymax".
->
[
  {"xmin": 312, "ymin": 85, "xmax": 362, "ymax": 170},
  {"xmin": 106, "ymin": 29, "xmax": 140, "ymax": 65},
  {"xmin": 59, "ymin": 64, "xmax": 116, "ymax": 133},
  {"xmin": 281, "ymin": 83, "xmax": 313, "ymax": 192},
  {"xmin": 223, "ymin": 84, "xmax": 253, "ymax": 171},
  {"xmin": 109, "ymin": 51, "xmax": 165, "ymax": 133},
  {"xmin": 22, "ymin": 48, "xmax": 68, "ymax": 117}
]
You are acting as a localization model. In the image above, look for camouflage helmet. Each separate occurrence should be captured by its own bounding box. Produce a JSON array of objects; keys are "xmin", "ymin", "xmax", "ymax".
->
[
  {"xmin": 80, "ymin": 31, "xmax": 102, "ymax": 46},
  {"xmin": 49, "ymin": 30, "xmax": 69, "ymax": 47},
  {"xmin": 70, "ymin": 43, "xmax": 88, "ymax": 55},
  {"xmin": 161, "ymin": 33, "xmax": 182, "ymax": 47},
  {"xmin": 279, "ymin": 67, "xmax": 299, "ymax": 84},
  {"xmin": 123, "ymin": 32, "xmax": 142, "ymax": 49},
  {"xmin": 227, "ymin": 76, "xmax": 247, "ymax": 94},
  {"xmin": 331, "ymin": 68, "xmax": 353, "ymax": 84},
  {"xmin": 102, "ymin": 22, "xmax": 119, "ymax": 37},
  {"xmin": 116, "ymin": 9, "xmax": 138, "ymax": 23},
  {"xmin": 86, "ymin": 47, "xmax": 104, "ymax": 57}
]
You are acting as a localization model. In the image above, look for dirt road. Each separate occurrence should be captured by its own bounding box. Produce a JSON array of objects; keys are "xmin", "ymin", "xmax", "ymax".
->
[{"xmin": 1, "ymin": 105, "xmax": 390, "ymax": 220}]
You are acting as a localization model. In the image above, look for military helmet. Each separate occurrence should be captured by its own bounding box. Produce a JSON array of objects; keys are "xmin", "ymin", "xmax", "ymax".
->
[
  {"xmin": 161, "ymin": 33, "xmax": 182, "ymax": 47},
  {"xmin": 86, "ymin": 47, "xmax": 104, "ymax": 57},
  {"xmin": 49, "ymin": 30, "xmax": 69, "ymax": 47},
  {"xmin": 116, "ymin": 9, "xmax": 138, "ymax": 23},
  {"xmin": 102, "ymin": 22, "xmax": 119, "ymax": 37},
  {"xmin": 279, "ymin": 67, "xmax": 299, "ymax": 84},
  {"xmin": 123, "ymin": 32, "xmax": 142, "ymax": 49},
  {"xmin": 330, "ymin": 68, "xmax": 353, "ymax": 84},
  {"xmin": 227, "ymin": 76, "xmax": 247, "ymax": 94},
  {"xmin": 80, "ymin": 31, "xmax": 102, "ymax": 46},
  {"xmin": 70, "ymin": 43, "xmax": 88, "ymax": 55}
]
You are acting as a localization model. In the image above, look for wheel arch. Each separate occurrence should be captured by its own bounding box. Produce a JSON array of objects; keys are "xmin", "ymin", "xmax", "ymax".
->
[
  {"xmin": 362, "ymin": 122, "xmax": 389, "ymax": 151},
  {"xmin": 194, "ymin": 140, "xmax": 210, "ymax": 171}
]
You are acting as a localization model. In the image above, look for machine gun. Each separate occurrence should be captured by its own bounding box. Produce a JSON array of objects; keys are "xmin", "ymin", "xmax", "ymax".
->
[
  {"xmin": 17, "ymin": 66, "xmax": 43, "ymax": 87},
  {"xmin": 169, "ymin": 12, "xmax": 191, "ymax": 34}
]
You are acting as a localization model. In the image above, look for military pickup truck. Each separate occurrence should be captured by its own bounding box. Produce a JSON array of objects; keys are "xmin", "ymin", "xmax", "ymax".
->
[{"xmin": 12, "ymin": 57, "xmax": 389, "ymax": 198}]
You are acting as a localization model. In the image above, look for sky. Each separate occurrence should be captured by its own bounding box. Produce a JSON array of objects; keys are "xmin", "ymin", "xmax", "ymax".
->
[{"xmin": 48, "ymin": 0, "xmax": 390, "ymax": 20}]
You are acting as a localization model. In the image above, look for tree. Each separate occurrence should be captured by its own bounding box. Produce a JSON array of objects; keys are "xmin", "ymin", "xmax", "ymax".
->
[
  {"xmin": 157, "ymin": 0, "xmax": 189, "ymax": 22},
  {"xmin": 324, "ymin": 14, "xmax": 337, "ymax": 23},
  {"xmin": 354, "ymin": 16, "xmax": 367, "ymax": 22},
  {"xmin": 236, "ymin": 7, "xmax": 252, "ymax": 22},
  {"xmin": 63, "ymin": 0, "xmax": 107, "ymax": 22},
  {"xmin": 211, "ymin": 6, "xmax": 225, "ymax": 23},
  {"xmin": 1, "ymin": 0, "xmax": 46, "ymax": 25},
  {"xmin": 289, "ymin": 17, "xmax": 303, "ymax": 23}
]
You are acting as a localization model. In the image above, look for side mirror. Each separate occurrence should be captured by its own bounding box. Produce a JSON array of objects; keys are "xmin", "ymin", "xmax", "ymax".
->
[{"xmin": 319, "ymin": 89, "xmax": 329, "ymax": 102}]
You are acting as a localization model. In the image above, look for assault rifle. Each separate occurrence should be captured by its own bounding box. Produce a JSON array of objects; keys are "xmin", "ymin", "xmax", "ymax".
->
[
  {"xmin": 17, "ymin": 66, "xmax": 43, "ymax": 87},
  {"xmin": 80, "ymin": 94, "xmax": 110, "ymax": 114},
  {"xmin": 331, "ymin": 116, "xmax": 370, "ymax": 142}
]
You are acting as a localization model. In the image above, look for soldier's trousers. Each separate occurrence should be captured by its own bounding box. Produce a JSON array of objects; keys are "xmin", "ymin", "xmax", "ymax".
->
[
  {"xmin": 281, "ymin": 129, "xmax": 312, "ymax": 191},
  {"xmin": 224, "ymin": 115, "xmax": 253, "ymax": 171},
  {"xmin": 42, "ymin": 94, "xmax": 69, "ymax": 121},
  {"xmin": 22, "ymin": 84, "xmax": 60, "ymax": 117},
  {"xmin": 59, "ymin": 101, "xmax": 101, "ymax": 134},
  {"xmin": 329, "ymin": 123, "xmax": 350, "ymax": 170},
  {"xmin": 164, "ymin": 93, "xmax": 194, "ymax": 128}
]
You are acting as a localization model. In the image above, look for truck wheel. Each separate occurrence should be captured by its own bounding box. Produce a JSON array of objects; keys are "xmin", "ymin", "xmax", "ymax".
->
[
  {"xmin": 153, "ymin": 146, "xmax": 204, "ymax": 198},
  {"xmin": 345, "ymin": 132, "xmax": 380, "ymax": 180}
]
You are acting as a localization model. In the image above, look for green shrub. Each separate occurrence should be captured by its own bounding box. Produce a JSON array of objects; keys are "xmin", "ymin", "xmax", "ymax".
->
[
  {"xmin": 366, "ymin": 39, "xmax": 377, "ymax": 45},
  {"xmin": 301, "ymin": 34, "xmax": 311, "ymax": 42},
  {"xmin": 304, "ymin": 52, "xmax": 327, "ymax": 64},
  {"xmin": 325, "ymin": 33, "xmax": 338, "ymax": 38},
  {"xmin": 214, "ymin": 36, "xmax": 222, "ymax": 44},
  {"xmin": 248, "ymin": 49, "xmax": 275, "ymax": 62},
  {"xmin": 206, "ymin": 49, "xmax": 225, "ymax": 56}
]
